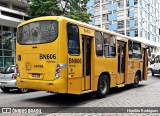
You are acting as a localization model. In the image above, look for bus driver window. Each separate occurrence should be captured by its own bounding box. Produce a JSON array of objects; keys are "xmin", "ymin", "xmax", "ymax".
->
[{"xmin": 67, "ymin": 24, "xmax": 80, "ymax": 55}]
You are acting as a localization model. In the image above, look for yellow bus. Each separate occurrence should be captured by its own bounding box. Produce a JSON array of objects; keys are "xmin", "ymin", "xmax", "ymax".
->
[{"xmin": 16, "ymin": 16, "xmax": 148, "ymax": 98}]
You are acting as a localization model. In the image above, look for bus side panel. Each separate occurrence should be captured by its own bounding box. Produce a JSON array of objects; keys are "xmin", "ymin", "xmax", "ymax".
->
[
  {"xmin": 110, "ymin": 74, "xmax": 117, "ymax": 87},
  {"xmin": 68, "ymin": 78, "xmax": 82, "ymax": 94},
  {"xmin": 127, "ymin": 59, "xmax": 135, "ymax": 84},
  {"xmin": 67, "ymin": 51, "xmax": 83, "ymax": 94},
  {"xmin": 67, "ymin": 25, "xmax": 83, "ymax": 94},
  {"xmin": 57, "ymin": 19, "xmax": 68, "ymax": 93},
  {"xmin": 94, "ymin": 57, "xmax": 118, "ymax": 89},
  {"xmin": 127, "ymin": 59, "xmax": 143, "ymax": 84}
]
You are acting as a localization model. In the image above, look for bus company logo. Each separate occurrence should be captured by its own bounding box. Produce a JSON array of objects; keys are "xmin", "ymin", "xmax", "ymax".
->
[
  {"xmin": 69, "ymin": 58, "xmax": 82, "ymax": 64},
  {"xmin": 84, "ymin": 29, "xmax": 91, "ymax": 34},
  {"xmin": 25, "ymin": 62, "xmax": 31, "ymax": 70}
]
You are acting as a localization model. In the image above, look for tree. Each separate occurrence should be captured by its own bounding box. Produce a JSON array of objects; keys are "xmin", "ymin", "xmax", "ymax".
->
[{"xmin": 28, "ymin": 0, "xmax": 91, "ymax": 23}]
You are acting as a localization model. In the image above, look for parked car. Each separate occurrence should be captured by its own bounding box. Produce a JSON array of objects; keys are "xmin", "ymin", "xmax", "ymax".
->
[
  {"xmin": 0, "ymin": 65, "xmax": 28, "ymax": 93},
  {"xmin": 151, "ymin": 54, "xmax": 160, "ymax": 76}
]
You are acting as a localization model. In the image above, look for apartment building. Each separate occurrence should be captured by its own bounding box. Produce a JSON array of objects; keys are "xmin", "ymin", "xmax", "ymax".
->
[
  {"xmin": 0, "ymin": 0, "xmax": 29, "ymax": 68},
  {"xmin": 87, "ymin": 0, "xmax": 160, "ymax": 54}
]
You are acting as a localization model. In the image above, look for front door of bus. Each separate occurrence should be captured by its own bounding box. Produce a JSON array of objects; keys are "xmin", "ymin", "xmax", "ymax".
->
[
  {"xmin": 142, "ymin": 48, "xmax": 148, "ymax": 80},
  {"xmin": 82, "ymin": 36, "xmax": 91, "ymax": 90},
  {"xmin": 117, "ymin": 41, "xmax": 126, "ymax": 84}
]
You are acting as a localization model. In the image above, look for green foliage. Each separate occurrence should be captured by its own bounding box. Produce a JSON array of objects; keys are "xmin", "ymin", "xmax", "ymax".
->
[{"xmin": 28, "ymin": 0, "xmax": 91, "ymax": 23}]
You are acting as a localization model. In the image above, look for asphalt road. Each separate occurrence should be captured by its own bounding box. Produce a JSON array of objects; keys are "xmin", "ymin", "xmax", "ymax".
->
[{"xmin": 0, "ymin": 72, "xmax": 160, "ymax": 115}]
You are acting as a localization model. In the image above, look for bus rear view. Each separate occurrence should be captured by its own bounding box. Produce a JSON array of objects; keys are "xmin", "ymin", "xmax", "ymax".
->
[{"xmin": 16, "ymin": 17, "xmax": 68, "ymax": 93}]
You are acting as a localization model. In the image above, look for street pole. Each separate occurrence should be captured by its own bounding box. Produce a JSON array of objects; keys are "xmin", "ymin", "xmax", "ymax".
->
[{"xmin": 100, "ymin": 0, "xmax": 102, "ymax": 28}]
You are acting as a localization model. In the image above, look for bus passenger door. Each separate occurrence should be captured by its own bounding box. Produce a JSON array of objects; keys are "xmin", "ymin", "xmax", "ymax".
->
[
  {"xmin": 82, "ymin": 36, "xmax": 91, "ymax": 90},
  {"xmin": 143, "ymin": 48, "xmax": 148, "ymax": 80},
  {"xmin": 117, "ymin": 41, "xmax": 126, "ymax": 84}
]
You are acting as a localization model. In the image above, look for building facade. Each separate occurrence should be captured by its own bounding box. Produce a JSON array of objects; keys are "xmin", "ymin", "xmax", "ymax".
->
[
  {"xmin": 0, "ymin": 0, "xmax": 29, "ymax": 69},
  {"xmin": 87, "ymin": 0, "xmax": 160, "ymax": 54}
]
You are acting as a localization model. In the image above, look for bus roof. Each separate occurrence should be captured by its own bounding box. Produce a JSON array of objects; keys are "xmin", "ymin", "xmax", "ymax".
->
[{"xmin": 18, "ymin": 16, "xmax": 147, "ymax": 47}]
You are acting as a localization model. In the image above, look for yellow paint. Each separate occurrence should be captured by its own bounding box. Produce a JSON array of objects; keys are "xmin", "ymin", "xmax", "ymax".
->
[{"xmin": 117, "ymin": 84, "xmax": 125, "ymax": 88}]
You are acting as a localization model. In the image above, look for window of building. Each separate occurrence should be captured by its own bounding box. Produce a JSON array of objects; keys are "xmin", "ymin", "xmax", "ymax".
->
[
  {"xmin": 140, "ymin": 31, "xmax": 142, "ymax": 37},
  {"xmin": 134, "ymin": 0, "xmax": 138, "ymax": 5},
  {"xmin": 126, "ymin": 0, "xmax": 129, "ymax": 6},
  {"xmin": 67, "ymin": 24, "xmax": 80, "ymax": 55},
  {"xmin": 103, "ymin": 33, "xmax": 116, "ymax": 57},
  {"xmin": 1, "ymin": 11, "xmax": 23, "ymax": 20},
  {"xmin": 13, "ymin": 5, "xmax": 26, "ymax": 12},
  {"xmin": 95, "ymin": 31, "xmax": 103, "ymax": 56},
  {"xmin": 118, "ymin": 20, "xmax": 124, "ymax": 29},
  {"xmin": 2, "ymin": 26, "xmax": 9, "ymax": 31},
  {"xmin": 127, "ymin": 31, "xmax": 130, "ymax": 36},
  {"xmin": 148, "ymin": 32, "xmax": 150, "ymax": 40},
  {"xmin": 135, "ymin": 19, "xmax": 138, "ymax": 26},
  {"xmin": 94, "ymin": 6, "xmax": 100, "ymax": 12},
  {"xmin": 135, "ymin": 30, "xmax": 138, "ymax": 37},
  {"xmin": 126, "ymin": 20, "xmax": 130, "ymax": 28},
  {"xmin": 148, "ymin": 23, "xmax": 150, "ymax": 30},
  {"xmin": 102, "ymin": 14, "xmax": 108, "ymax": 22},
  {"xmin": 145, "ymin": 31, "xmax": 148, "ymax": 39},
  {"xmin": 102, "ymin": 4, "xmax": 107, "ymax": 10},
  {"xmin": 148, "ymin": 4, "xmax": 150, "ymax": 12},
  {"xmin": 0, "ymin": 1, "xmax": 7, "ymax": 7},
  {"xmin": 117, "ymin": 1, "xmax": 124, "ymax": 8}
]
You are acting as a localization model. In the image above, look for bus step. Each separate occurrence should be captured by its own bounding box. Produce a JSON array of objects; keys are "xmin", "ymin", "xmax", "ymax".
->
[
  {"xmin": 117, "ymin": 84, "xmax": 125, "ymax": 88},
  {"xmin": 82, "ymin": 90, "xmax": 93, "ymax": 94}
]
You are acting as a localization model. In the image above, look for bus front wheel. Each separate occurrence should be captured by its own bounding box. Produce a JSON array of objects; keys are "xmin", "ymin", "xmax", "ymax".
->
[{"xmin": 96, "ymin": 75, "xmax": 109, "ymax": 98}]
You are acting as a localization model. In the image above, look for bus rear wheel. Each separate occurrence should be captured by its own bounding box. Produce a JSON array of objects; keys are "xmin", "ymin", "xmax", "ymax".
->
[
  {"xmin": 132, "ymin": 73, "xmax": 140, "ymax": 88},
  {"xmin": 152, "ymin": 70, "xmax": 154, "ymax": 76},
  {"xmin": 18, "ymin": 89, "xmax": 28, "ymax": 93},
  {"xmin": 96, "ymin": 75, "xmax": 109, "ymax": 98}
]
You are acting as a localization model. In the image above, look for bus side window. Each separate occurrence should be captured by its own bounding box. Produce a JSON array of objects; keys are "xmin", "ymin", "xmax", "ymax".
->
[
  {"xmin": 95, "ymin": 31, "xmax": 103, "ymax": 56},
  {"xmin": 128, "ymin": 40, "xmax": 133, "ymax": 58},
  {"xmin": 103, "ymin": 33, "xmax": 116, "ymax": 57},
  {"xmin": 67, "ymin": 24, "xmax": 80, "ymax": 55},
  {"xmin": 133, "ymin": 42, "xmax": 142, "ymax": 59}
]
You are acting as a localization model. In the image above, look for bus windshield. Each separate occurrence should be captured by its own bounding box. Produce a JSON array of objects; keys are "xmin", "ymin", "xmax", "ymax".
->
[{"xmin": 17, "ymin": 20, "xmax": 58, "ymax": 44}]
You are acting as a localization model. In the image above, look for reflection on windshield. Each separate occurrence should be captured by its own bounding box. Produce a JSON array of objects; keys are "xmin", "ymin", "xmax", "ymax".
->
[{"xmin": 18, "ymin": 21, "xmax": 58, "ymax": 44}]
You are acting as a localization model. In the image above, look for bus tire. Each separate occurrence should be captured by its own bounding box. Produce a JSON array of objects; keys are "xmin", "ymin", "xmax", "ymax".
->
[
  {"xmin": 96, "ymin": 75, "xmax": 109, "ymax": 98},
  {"xmin": 132, "ymin": 73, "xmax": 140, "ymax": 88},
  {"xmin": 152, "ymin": 71, "xmax": 154, "ymax": 76},
  {"xmin": 18, "ymin": 89, "xmax": 28, "ymax": 93}
]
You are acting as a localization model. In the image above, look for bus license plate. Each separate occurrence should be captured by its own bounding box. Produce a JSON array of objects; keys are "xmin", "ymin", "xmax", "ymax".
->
[{"xmin": 32, "ymin": 74, "xmax": 40, "ymax": 78}]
